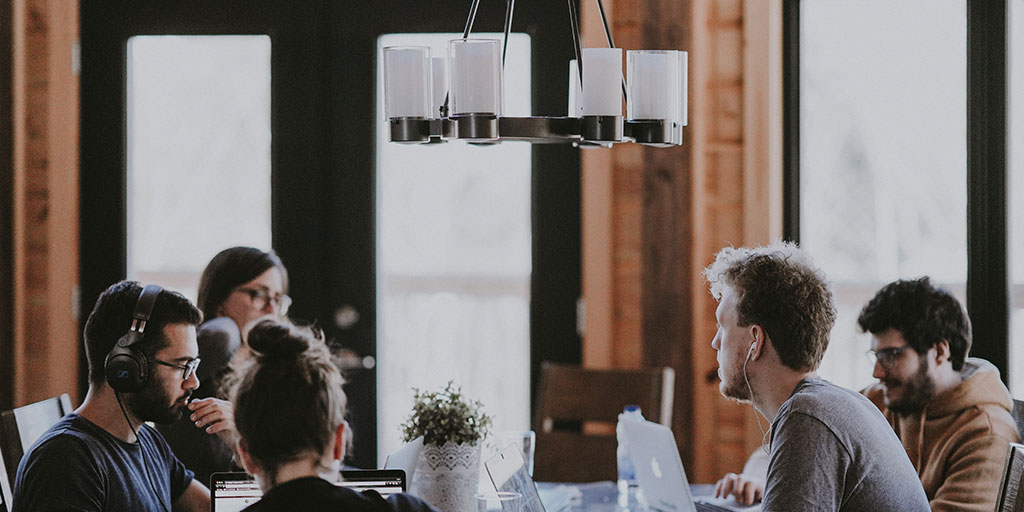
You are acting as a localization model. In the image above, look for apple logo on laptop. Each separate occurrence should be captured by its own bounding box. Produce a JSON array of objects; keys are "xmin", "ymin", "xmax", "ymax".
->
[{"xmin": 650, "ymin": 457, "xmax": 663, "ymax": 479}]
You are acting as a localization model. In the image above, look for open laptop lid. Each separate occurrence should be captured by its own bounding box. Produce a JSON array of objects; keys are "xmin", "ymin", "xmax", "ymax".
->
[
  {"xmin": 384, "ymin": 435, "xmax": 423, "ymax": 485},
  {"xmin": 210, "ymin": 472, "xmax": 262, "ymax": 512},
  {"xmin": 210, "ymin": 469, "xmax": 406, "ymax": 512},
  {"xmin": 485, "ymin": 443, "xmax": 546, "ymax": 512},
  {"xmin": 621, "ymin": 419, "xmax": 699, "ymax": 512}
]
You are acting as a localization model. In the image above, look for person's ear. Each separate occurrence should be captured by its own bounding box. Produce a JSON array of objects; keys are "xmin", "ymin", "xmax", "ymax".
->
[
  {"xmin": 934, "ymin": 340, "xmax": 952, "ymax": 365},
  {"xmin": 747, "ymin": 326, "xmax": 765, "ymax": 360},
  {"xmin": 333, "ymin": 422, "xmax": 346, "ymax": 462},
  {"xmin": 236, "ymin": 438, "xmax": 258, "ymax": 476}
]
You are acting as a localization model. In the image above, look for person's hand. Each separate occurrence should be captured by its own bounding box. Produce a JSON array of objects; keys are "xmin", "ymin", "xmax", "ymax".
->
[
  {"xmin": 188, "ymin": 397, "xmax": 237, "ymax": 445},
  {"xmin": 713, "ymin": 472, "xmax": 765, "ymax": 505}
]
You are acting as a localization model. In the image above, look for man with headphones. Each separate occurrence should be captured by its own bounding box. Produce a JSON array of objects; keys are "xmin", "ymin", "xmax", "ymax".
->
[
  {"xmin": 13, "ymin": 281, "xmax": 233, "ymax": 511},
  {"xmin": 704, "ymin": 242, "xmax": 929, "ymax": 511}
]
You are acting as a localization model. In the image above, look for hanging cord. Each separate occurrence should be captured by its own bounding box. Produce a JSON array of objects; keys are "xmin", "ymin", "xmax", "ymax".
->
[
  {"xmin": 115, "ymin": 393, "xmax": 170, "ymax": 512},
  {"xmin": 742, "ymin": 354, "xmax": 771, "ymax": 457},
  {"xmin": 567, "ymin": 0, "xmax": 583, "ymax": 84},
  {"xmin": 502, "ymin": 0, "xmax": 516, "ymax": 64}
]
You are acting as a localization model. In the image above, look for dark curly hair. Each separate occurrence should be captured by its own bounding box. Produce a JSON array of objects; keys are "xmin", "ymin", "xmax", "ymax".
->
[
  {"xmin": 704, "ymin": 242, "xmax": 836, "ymax": 372},
  {"xmin": 857, "ymin": 277, "xmax": 971, "ymax": 370}
]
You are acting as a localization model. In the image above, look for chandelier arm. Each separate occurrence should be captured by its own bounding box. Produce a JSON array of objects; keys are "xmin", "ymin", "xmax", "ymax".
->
[
  {"xmin": 502, "ymin": 0, "xmax": 515, "ymax": 64},
  {"xmin": 567, "ymin": 0, "xmax": 583, "ymax": 84}
]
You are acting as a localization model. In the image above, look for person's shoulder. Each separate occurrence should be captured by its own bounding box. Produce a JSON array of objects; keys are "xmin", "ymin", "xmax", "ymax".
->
[{"xmin": 787, "ymin": 378, "xmax": 870, "ymax": 412}]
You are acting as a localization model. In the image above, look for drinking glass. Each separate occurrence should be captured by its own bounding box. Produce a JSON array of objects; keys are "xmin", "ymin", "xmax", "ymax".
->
[{"xmin": 476, "ymin": 491, "xmax": 524, "ymax": 512}]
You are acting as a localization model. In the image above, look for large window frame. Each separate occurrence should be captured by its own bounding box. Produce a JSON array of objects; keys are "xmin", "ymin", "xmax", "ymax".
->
[{"xmin": 783, "ymin": 0, "xmax": 1010, "ymax": 381}]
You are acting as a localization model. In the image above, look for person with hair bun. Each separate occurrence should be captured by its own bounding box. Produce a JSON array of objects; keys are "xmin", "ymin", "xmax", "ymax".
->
[{"xmin": 229, "ymin": 319, "xmax": 437, "ymax": 512}]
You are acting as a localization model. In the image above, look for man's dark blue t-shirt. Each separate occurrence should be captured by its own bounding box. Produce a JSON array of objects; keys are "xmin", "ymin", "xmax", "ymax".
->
[{"xmin": 13, "ymin": 413, "xmax": 194, "ymax": 512}]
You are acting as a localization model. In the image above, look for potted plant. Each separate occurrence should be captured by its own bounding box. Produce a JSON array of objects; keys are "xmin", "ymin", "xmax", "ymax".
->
[{"xmin": 401, "ymin": 381, "xmax": 492, "ymax": 512}]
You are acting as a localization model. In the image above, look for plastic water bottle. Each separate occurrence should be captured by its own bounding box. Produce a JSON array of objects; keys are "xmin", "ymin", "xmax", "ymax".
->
[{"xmin": 616, "ymin": 405, "xmax": 646, "ymax": 510}]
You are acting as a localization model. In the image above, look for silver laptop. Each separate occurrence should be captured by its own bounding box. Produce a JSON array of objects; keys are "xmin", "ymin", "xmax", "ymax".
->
[
  {"xmin": 622, "ymin": 419, "xmax": 759, "ymax": 512},
  {"xmin": 484, "ymin": 443, "xmax": 546, "ymax": 512}
]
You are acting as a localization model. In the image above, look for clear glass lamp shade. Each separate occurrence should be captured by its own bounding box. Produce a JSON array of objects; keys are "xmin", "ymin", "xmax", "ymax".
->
[
  {"xmin": 626, "ymin": 50, "xmax": 680, "ymax": 121},
  {"xmin": 383, "ymin": 46, "xmax": 432, "ymax": 119},
  {"xmin": 581, "ymin": 48, "xmax": 622, "ymax": 116},
  {"xmin": 431, "ymin": 57, "xmax": 448, "ymax": 118},
  {"xmin": 449, "ymin": 38, "xmax": 502, "ymax": 116}
]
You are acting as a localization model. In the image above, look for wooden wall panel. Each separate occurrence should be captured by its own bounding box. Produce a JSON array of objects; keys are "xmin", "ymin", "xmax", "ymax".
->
[
  {"xmin": 10, "ymin": 0, "xmax": 80, "ymax": 407},
  {"xmin": 579, "ymin": 0, "xmax": 784, "ymax": 484}
]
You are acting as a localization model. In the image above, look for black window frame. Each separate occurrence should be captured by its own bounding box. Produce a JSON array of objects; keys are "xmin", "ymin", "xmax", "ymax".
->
[{"xmin": 783, "ymin": 0, "xmax": 1010, "ymax": 382}]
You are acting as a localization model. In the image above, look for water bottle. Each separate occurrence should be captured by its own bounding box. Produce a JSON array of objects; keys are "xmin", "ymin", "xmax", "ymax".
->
[{"xmin": 616, "ymin": 405, "xmax": 646, "ymax": 510}]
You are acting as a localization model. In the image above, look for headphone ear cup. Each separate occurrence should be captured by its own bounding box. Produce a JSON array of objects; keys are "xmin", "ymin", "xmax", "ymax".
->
[{"xmin": 105, "ymin": 333, "xmax": 148, "ymax": 393}]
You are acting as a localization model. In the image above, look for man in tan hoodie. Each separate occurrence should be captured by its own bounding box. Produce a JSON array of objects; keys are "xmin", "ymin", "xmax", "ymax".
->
[
  {"xmin": 857, "ymin": 277, "xmax": 1019, "ymax": 512},
  {"xmin": 715, "ymin": 277, "xmax": 1020, "ymax": 511}
]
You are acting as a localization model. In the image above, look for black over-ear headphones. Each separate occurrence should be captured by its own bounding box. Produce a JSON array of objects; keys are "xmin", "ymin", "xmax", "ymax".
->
[{"xmin": 105, "ymin": 284, "xmax": 163, "ymax": 393}]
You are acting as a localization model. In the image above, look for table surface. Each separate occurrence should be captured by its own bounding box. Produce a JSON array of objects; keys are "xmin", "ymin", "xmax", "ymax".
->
[{"xmin": 536, "ymin": 481, "xmax": 759, "ymax": 511}]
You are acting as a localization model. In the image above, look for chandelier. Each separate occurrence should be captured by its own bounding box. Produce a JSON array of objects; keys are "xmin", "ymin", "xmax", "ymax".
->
[{"xmin": 382, "ymin": 0, "xmax": 687, "ymax": 147}]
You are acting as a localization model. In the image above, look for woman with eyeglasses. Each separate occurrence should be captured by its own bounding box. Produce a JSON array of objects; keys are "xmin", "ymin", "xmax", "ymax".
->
[
  {"xmin": 230, "ymin": 319, "xmax": 435, "ymax": 511},
  {"xmin": 158, "ymin": 246, "xmax": 291, "ymax": 487}
]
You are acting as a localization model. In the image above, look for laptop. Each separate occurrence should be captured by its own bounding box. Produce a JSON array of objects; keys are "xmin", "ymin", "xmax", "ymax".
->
[
  {"xmin": 484, "ymin": 442, "xmax": 547, "ymax": 512},
  {"xmin": 210, "ymin": 469, "xmax": 406, "ymax": 512},
  {"xmin": 384, "ymin": 436, "xmax": 424, "ymax": 485},
  {"xmin": 621, "ymin": 419, "xmax": 759, "ymax": 512}
]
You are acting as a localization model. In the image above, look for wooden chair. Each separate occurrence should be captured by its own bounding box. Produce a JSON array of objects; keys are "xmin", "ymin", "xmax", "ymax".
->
[
  {"xmin": 0, "ymin": 393, "xmax": 74, "ymax": 486},
  {"xmin": 531, "ymin": 362, "xmax": 674, "ymax": 483},
  {"xmin": 996, "ymin": 442, "xmax": 1024, "ymax": 512},
  {"xmin": 0, "ymin": 447, "xmax": 12, "ymax": 512}
]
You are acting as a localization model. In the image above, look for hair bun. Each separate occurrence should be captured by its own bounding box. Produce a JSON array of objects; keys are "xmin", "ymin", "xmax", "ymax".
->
[{"xmin": 247, "ymin": 319, "xmax": 309, "ymax": 359}]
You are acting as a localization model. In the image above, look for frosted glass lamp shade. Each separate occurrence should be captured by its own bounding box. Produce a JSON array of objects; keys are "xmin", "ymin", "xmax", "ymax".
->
[
  {"xmin": 383, "ymin": 46, "xmax": 432, "ymax": 119},
  {"xmin": 678, "ymin": 51, "xmax": 688, "ymax": 126},
  {"xmin": 626, "ymin": 50, "xmax": 680, "ymax": 121},
  {"xmin": 581, "ymin": 48, "xmax": 622, "ymax": 116},
  {"xmin": 449, "ymin": 38, "xmax": 502, "ymax": 116},
  {"xmin": 431, "ymin": 57, "xmax": 448, "ymax": 118}
]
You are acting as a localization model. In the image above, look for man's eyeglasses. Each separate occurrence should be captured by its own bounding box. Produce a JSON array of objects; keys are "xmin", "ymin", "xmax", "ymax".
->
[
  {"xmin": 866, "ymin": 345, "xmax": 913, "ymax": 369},
  {"xmin": 151, "ymin": 357, "xmax": 201, "ymax": 381},
  {"xmin": 235, "ymin": 286, "xmax": 291, "ymax": 315}
]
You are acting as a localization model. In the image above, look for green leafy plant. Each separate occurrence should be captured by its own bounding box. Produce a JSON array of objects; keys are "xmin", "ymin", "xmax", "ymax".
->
[{"xmin": 401, "ymin": 381, "xmax": 492, "ymax": 447}]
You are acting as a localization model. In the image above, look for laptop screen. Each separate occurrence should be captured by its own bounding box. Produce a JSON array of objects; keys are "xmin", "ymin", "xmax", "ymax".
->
[{"xmin": 210, "ymin": 470, "xmax": 406, "ymax": 512}]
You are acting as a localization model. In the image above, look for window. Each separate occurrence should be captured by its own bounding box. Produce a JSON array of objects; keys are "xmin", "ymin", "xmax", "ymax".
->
[
  {"xmin": 375, "ymin": 33, "xmax": 532, "ymax": 463},
  {"xmin": 1010, "ymin": 0, "xmax": 1024, "ymax": 395},
  {"xmin": 799, "ymin": 0, "xmax": 967, "ymax": 390},
  {"xmin": 125, "ymin": 36, "xmax": 272, "ymax": 300}
]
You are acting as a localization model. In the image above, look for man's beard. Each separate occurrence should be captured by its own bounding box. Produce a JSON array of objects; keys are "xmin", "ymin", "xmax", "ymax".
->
[
  {"xmin": 125, "ymin": 378, "xmax": 190, "ymax": 425},
  {"xmin": 883, "ymin": 354, "xmax": 935, "ymax": 415},
  {"xmin": 719, "ymin": 355, "xmax": 752, "ymax": 403}
]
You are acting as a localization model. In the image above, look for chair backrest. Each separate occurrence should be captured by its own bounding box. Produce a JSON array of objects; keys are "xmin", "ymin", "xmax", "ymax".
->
[
  {"xmin": 531, "ymin": 362, "xmax": 675, "ymax": 483},
  {"xmin": 1011, "ymin": 399, "xmax": 1024, "ymax": 442},
  {"xmin": 0, "ymin": 393, "xmax": 74, "ymax": 487},
  {"xmin": 996, "ymin": 442, "xmax": 1024, "ymax": 512},
  {"xmin": 0, "ymin": 447, "xmax": 12, "ymax": 512}
]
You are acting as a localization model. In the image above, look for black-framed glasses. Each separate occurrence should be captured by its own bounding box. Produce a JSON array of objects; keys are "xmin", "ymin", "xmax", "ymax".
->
[
  {"xmin": 234, "ymin": 286, "xmax": 291, "ymax": 315},
  {"xmin": 151, "ymin": 357, "xmax": 201, "ymax": 381},
  {"xmin": 866, "ymin": 345, "xmax": 913, "ymax": 369}
]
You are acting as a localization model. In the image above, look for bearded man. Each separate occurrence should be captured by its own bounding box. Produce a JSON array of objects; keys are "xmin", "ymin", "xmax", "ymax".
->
[
  {"xmin": 859, "ymin": 277, "xmax": 1020, "ymax": 512},
  {"xmin": 705, "ymin": 242, "xmax": 928, "ymax": 511},
  {"xmin": 13, "ymin": 281, "xmax": 234, "ymax": 512}
]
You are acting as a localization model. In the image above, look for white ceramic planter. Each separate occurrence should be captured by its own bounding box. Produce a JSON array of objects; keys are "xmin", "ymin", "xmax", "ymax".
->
[{"xmin": 411, "ymin": 441, "xmax": 481, "ymax": 512}]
